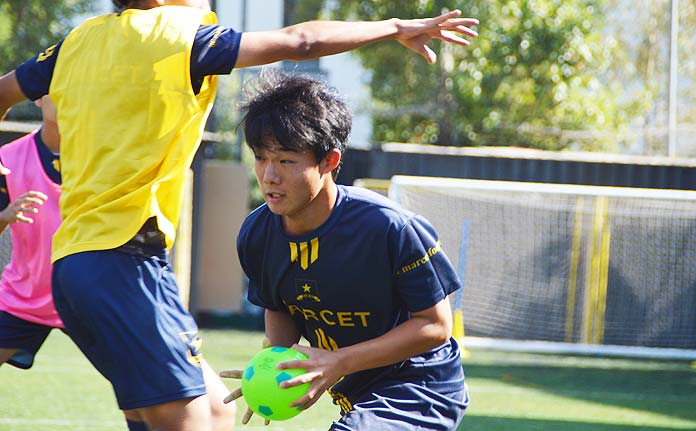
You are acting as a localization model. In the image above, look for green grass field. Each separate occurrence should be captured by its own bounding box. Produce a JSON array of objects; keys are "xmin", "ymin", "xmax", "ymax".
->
[{"xmin": 1, "ymin": 329, "xmax": 695, "ymax": 431}]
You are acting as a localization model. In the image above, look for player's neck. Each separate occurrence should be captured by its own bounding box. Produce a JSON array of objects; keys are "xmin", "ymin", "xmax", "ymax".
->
[
  {"xmin": 40, "ymin": 125, "xmax": 60, "ymax": 153},
  {"xmin": 282, "ymin": 182, "xmax": 338, "ymax": 236}
]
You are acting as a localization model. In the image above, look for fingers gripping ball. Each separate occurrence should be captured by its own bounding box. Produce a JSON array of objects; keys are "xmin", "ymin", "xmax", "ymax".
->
[{"xmin": 241, "ymin": 346, "xmax": 310, "ymax": 421}]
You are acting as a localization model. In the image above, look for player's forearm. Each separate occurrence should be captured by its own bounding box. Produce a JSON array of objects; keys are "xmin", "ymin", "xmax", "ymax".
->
[
  {"xmin": 280, "ymin": 19, "xmax": 399, "ymax": 60},
  {"xmin": 334, "ymin": 300, "xmax": 453, "ymax": 377},
  {"xmin": 0, "ymin": 71, "xmax": 27, "ymax": 122},
  {"xmin": 264, "ymin": 309, "xmax": 302, "ymax": 347},
  {"xmin": 235, "ymin": 19, "xmax": 398, "ymax": 68}
]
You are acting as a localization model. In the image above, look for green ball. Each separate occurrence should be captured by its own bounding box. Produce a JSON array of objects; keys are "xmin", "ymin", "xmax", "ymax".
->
[{"xmin": 241, "ymin": 346, "xmax": 310, "ymax": 421}]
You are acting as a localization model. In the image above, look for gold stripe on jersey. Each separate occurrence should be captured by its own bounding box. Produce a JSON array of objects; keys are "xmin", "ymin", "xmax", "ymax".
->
[
  {"xmin": 314, "ymin": 328, "xmax": 339, "ymax": 351},
  {"xmin": 329, "ymin": 383, "xmax": 353, "ymax": 415},
  {"xmin": 289, "ymin": 238, "xmax": 319, "ymax": 269},
  {"xmin": 315, "ymin": 330, "xmax": 352, "ymax": 413}
]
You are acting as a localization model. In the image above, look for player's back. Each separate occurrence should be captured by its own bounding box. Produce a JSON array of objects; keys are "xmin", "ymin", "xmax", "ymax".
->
[{"xmin": 49, "ymin": 6, "xmax": 218, "ymax": 260}]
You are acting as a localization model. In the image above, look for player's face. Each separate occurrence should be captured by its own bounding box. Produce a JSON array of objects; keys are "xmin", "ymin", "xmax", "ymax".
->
[{"xmin": 253, "ymin": 140, "xmax": 337, "ymax": 235}]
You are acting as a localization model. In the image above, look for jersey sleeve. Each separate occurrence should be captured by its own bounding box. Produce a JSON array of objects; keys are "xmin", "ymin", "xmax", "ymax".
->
[
  {"xmin": 191, "ymin": 24, "xmax": 242, "ymax": 78},
  {"xmin": 236, "ymin": 212, "xmax": 283, "ymax": 311},
  {"xmin": 391, "ymin": 214, "xmax": 462, "ymax": 313},
  {"xmin": 14, "ymin": 42, "xmax": 62, "ymax": 101}
]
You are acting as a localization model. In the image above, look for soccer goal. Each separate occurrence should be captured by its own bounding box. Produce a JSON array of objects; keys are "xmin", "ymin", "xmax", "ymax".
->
[
  {"xmin": 389, "ymin": 175, "xmax": 696, "ymax": 360},
  {"xmin": 0, "ymin": 229, "xmax": 10, "ymax": 272}
]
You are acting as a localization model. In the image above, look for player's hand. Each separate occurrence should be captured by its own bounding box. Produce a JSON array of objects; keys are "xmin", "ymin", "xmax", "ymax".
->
[
  {"xmin": 394, "ymin": 9, "xmax": 479, "ymax": 64},
  {"xmin": 219, "ymin": 369, "xmax": 271, "ymax": 426},
  {"xmin": 0, "ymin": 163, "xmax": 9, "ymax": 175},
  {"xmin": 219, "ymin": 337, "xmax": 273, "ymax": 426},
  {"xmin": 278, "ymin": 344, "xmax": 346, "ymax": 411},
  {"xmin": 0, "ymin": 191, "xmax": 47, "ymax": 224}
]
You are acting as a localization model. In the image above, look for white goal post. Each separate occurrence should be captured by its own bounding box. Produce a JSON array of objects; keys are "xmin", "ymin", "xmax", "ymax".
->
[{"xmin": 388, "ymin": 175, "xmax": 696, "ymax": 360}]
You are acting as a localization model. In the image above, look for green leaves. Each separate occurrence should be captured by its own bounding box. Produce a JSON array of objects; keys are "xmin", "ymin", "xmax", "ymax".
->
[
  {"xmin": 0, "ymin": 0, "xmax": 96, "ymax": 72},
  {"xmin": 330, "ymin": 0, "xmax": 652, "ymax": 151}
]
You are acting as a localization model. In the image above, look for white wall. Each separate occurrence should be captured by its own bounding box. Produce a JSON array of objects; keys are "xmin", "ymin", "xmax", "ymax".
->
[{"xmin": 215, "ymin": 0, "xmax": 372, "ymax": 148}]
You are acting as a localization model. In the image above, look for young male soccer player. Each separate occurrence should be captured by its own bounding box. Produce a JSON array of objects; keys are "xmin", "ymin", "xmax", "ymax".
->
[
  {"xmin": 0, "ymin": 97, "xmax": 233, "ymax": 431},
  {"xmin": 0, "ymin": 1, "xmax": 477, "ymax": 429},
  {"xmin": 225, "ymin": 70, "xmax": 469, "ymax": 430}
]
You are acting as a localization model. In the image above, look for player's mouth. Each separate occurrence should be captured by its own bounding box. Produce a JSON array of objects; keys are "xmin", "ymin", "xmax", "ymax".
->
[{"xmin": 266, "ymin": 192, "xmax": 285, "ymax": 203}]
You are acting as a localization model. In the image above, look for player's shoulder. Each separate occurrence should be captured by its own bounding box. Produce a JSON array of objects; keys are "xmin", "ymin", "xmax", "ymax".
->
[
  {"xmin": 238, "ymin": 203, "xmax": 274, "ymax": 243},
  {"xmin": 340, "ymin": 185, "xmax": 417, "ymax": 229}
]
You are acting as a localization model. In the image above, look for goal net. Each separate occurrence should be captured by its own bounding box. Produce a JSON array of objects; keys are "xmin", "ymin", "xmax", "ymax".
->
[{"xmin": 389, "ymin": 176, "xmax": 696, "ymax": 360}]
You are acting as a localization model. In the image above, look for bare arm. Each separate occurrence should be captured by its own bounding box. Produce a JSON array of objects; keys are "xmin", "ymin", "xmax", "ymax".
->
[
  {"xmin": 282, "ymin": 296, "xmax": 454, "ymax": 410},
  {"xmin": 0, "ymin": 71, "xmax": 28, "ymax": 175},
  {"xmin": 264, "ymin": 308, "xmax": 302, "ymax": 347},
  {"xmin": 0, "ymin": 71, "xmax": 27, "ymax": 123},
  {"xmin": 235, "ymin": 10, "xmax": 478, "ymax": 68}
]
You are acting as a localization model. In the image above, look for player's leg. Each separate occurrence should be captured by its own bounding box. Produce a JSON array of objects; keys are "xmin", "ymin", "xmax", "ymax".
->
[
  {"xmin": 138, "ymin": 396, "xmax": 212, "ymax": 431},
  {"xmin": 0, "ymin": 347, "xmax": 18, "ymax": 363},
  {"xmin": 0, "ymin": 310, "xmax": 53, "ymax": 369},
  {"xmin": 202, "ymin": 359, "xmax": 237, "ymax": 430},
  {"xmin": 52, "ymin": 250, "xmax": 212, "ymax": 431},
  {"xmin": 122, "ymin": 362, "xmax": 236, "ymax": 431},
  {"xmin": 123, "ymin": 409, "xmax": 151, "ymax": 431}
]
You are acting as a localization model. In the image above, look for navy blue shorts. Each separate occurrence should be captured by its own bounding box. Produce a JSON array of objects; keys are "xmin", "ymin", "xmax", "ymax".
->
[
  {"xmin": 52, "ymin": 250, "xmax": 206, "ymax": 410},
  {"xmin": 330, "ymin": 338, "xmax": 469, "ymax": 431},
  {"xmin": 330, "ymin": 379, "xmax": 469, "ymax": 431},
  {"xmin": 0, "ymin": 311, "xmax": 57, "ymax": 369}
]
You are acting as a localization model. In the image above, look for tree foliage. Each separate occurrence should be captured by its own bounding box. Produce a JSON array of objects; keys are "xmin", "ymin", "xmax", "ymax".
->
[
  {"xmin": 331, "ymin": 0, "xmax": 646, "ymax": 151},
  {"xmin": 0, "ymin": 0, "xmax": 96, "ymax": 73},
  {"xmin": 0, "ymin": 0, "xmax": 96, "ymax": 120}
]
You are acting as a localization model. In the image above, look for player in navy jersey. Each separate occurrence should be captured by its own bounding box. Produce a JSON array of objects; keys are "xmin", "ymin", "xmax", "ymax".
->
[
  {"xmin": 224, "ymin": 70, "xmax": 469, "ymax": 430},
  {"xmin": 0, "ymin": 1, "xmax": 477, "ymax": 430}
]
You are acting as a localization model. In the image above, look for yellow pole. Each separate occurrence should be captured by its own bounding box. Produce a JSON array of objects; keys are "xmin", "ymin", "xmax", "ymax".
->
[
  {"xmin": 565, "ymin": 197, "xmax": 584, "ymax": 342},
  {"xmin": 595, "ymin": 198, "xmax": 611, "ymax": 344}
]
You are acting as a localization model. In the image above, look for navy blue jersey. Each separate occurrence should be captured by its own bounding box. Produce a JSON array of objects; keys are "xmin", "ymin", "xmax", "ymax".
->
[
  {"xmin": 15, "ymin": 24, "xmax": 241, "ymax": 100},
  {"xmin": 0, "ymin": 131, "xmax": 60, "ymax": 210},
  {"xmin": 237, "ymin": 185, "xmax": 464, "ymax": 407}
]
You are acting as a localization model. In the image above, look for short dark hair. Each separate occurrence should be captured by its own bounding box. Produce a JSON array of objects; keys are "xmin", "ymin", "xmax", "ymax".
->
[
  {"xmin": 111, "ymin": 0, "xmax": 133, "ymax": 9},
  {"xmin": 239, "ymin": 69, "xmax": 352, "ymax": 176}
]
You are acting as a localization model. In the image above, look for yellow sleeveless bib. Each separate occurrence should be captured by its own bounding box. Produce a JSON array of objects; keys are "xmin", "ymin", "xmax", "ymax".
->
[{"xmin": 50, "ymin": 6, "xmax": 218, "ymax": 261}]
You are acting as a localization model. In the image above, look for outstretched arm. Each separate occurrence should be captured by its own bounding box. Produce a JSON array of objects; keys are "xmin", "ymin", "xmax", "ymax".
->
[
  {"xmin": 0, "ymin": 71, "xmax": 28, "ymax": 174},
  {"xmin": 0, "ymin": 72, "xmax": 26, "ymax": 123},
  {"xmin": 235, "ymin": 9, "xmax": 478, "ymax": 68}
]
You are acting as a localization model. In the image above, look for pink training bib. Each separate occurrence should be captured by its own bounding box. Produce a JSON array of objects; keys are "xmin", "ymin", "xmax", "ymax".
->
[{"xmin": 0, "ymin": 131, "xmax": 63, "ymax": 327}]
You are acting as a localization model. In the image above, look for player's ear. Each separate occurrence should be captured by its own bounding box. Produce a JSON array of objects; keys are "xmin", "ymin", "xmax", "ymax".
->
[{"xmin": 320, "ymin": 149, "xmax": 342, "ymax": 175}]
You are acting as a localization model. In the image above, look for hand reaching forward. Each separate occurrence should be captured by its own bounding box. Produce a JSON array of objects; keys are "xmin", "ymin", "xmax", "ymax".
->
[
  {"xmin": 395, "ymin": 9, "xmax": 479, "ymax": 64},
  {"xmin": 0, "ymin": 191, "xmax": 47, "ymax": 224},
  {"xmin": 220, "ymin": 337, "xmax": 273, "ymax": 426},
  {"xmin": 219, "ymin": 342, "xmax": 348, "ymax": 423},
  {"xmin": 219, "ymin": 369, "xmax": 271, "ymax": 426},
  {"xmin": 276, "ymin": 344, "xmax": 347, "ymax": 412}
]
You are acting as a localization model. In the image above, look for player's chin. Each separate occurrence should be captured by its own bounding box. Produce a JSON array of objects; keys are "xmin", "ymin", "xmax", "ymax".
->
[{"xmin": 264, "ymin": 200, "xmax": 287, "ymax": 215}]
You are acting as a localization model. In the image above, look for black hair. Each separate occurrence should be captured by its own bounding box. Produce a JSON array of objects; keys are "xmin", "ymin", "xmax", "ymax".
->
[
  {"xmin": 111, "ymin": 0, "xmax": 130, "ymax": 8},
  {"xmin": 239, "ymin": 69, "xmax": 352, "ymax": 177}
]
